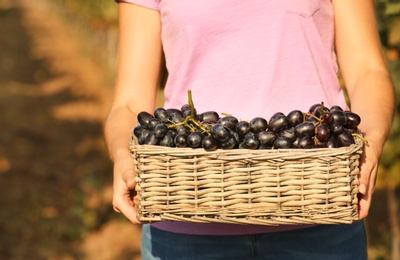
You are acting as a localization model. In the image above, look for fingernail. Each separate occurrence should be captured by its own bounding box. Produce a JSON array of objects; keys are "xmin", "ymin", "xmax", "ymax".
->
[{"xmin": 359, "ymin": 184, "xmax": 367, "ymax": 195}]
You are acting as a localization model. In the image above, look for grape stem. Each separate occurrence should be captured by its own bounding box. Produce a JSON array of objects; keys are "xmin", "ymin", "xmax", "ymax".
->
[
  {"xmin": 165, "ymin": 89, "xmax": 212, "ymax": 136},
  {"xmin": 352, "ymin": 133, "xmax": 368, "ymax": 144},
  {"xmin": 320, "ymin": 101, "xmax": 325, "ymax": 116},
  {"xmin": 188, "ymin": 89, "xmax": 195, "ymax": 119},
  {"xmin": 305, "ymin": 112, "xmax": 323, "ymax": 123}
]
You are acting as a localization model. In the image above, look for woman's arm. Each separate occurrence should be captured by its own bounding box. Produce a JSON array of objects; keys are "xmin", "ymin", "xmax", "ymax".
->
[
  {"xmin": 104, "ymin": 3, "xmax": 163, "ymax": 223},
  {"xmin": 333, "ymin": 0, "xmax": 396, "ymax": 219}
]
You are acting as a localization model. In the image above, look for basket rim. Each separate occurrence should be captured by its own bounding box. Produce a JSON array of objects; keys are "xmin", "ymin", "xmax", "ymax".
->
[{"xmin": 129, "ymin": 135, "xmax": 364, "ymax": 157}]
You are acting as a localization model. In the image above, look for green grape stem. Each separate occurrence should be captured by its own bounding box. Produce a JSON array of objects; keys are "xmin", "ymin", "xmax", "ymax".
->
[
  {"xmin": 320, "ymin": 101, "xmax": 325, "ymax": 116},
  {"xmin": 352, "ymin": 133, "xmax": 368, "ymax": 144},
  {"xmin": 164, "ymin": 89, "xmax": 212, "ymax": 136},
  {"xmin": 305, "ymin": 112, "xmax": 323, "ymax": 123},
  {"xmin": 188, "ymin": 89, "xmax": 195, "ymax": 119},
  {"xmin": 221, "ymin": 112, "xmax": 232, "ymax": 117}
]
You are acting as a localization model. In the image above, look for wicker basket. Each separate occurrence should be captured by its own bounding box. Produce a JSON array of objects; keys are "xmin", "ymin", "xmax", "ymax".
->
[{"xmin": 130, "ymin": 137, "xmax": 363, "ymax": 225}]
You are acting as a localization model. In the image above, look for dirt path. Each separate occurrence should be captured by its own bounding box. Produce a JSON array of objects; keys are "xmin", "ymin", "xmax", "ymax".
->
[{"xmin": 0, "ymin": 0, "xmax": 141, "ymax": 259}]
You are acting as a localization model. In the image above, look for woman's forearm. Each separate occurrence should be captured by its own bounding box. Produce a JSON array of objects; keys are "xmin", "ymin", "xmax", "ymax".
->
[
  {"xmin": 104, "ymin": 105, "xmax": 138, "ymax": 162},
  {"xmin": 348, "ymin": 69, "xmax": 395, "ymax": 152}
]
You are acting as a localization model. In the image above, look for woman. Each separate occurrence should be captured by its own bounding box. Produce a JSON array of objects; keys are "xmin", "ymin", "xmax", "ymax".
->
[{"xmin": 104, "ymin": 1, "xmax": 395, "ymax": 259}]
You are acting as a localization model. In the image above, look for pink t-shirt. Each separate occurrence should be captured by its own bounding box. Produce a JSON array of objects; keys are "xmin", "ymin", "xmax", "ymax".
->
[{"xmin": 117, "ymin": 0, "xmax": 349, "ymax": 235}]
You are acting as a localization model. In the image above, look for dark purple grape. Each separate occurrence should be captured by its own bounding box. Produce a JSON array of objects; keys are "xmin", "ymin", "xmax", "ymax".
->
[
  {"xmin": 169, "ymin": 112, "xmax": 184, "ymax": 124},
  {"xmin": 187, "ymin": 132, "xmax": 203, "ymax": 148},
  {"xmin": 238, "ymin": 142, "xmax": 247, "ymax": 149},
  {"xmin": 307, "ymin": 116, "xmax": 320, "ymax": 126},
  {"xmin": 218, "ymin": 116, "xmax": 238, "ymax": 130},
  {"xmin": 211, "ymin": 124, "xmax": 230, "ymax": 142},
  {"xmin": 202, "ymin": 136, "xmax": 219, "ymax": 151},
  {"xmin": 331, "ymin": 111, "xmax": 348, "ymax": 126},
  {"xmin": 177, "ymin": 125, "xmax": 191, "ymax": 136},
  {"xmin": 181, "ymin": 104, "xmax": 191, "ymax": 113},
  {"xmin": 273, "ymin": 136, "xmax": 293, "ymax": 149},
  {"xmin": 181, "ymin": 104, "xmax": 197, "ymax": 119},
  {"xmin": 312, "ymin": 105, "xmax": 330, "ymax": 118},
  {"xmin": 133, "ymin": 125, "xmax": 144, "ymax": 138},
  {"xmin": 201, "ymin": 121, "xmax": 213, "ymax": 132},
  {"xmin": 337, "ymin": 128, "xmax": 355, "ymax": 147},
  {"xmin": 220, "ymin": 135, "xmax": 238, "ymax": 149},
  {"xmin": 144, "ymin": 131, "xmax": 159, "ymax": 145},
  {"xmin": 236, "ymin": 121, "xmax": 250, "ymax": 137},
  {"xmin": 154, "ymin": 108, "xmax": 169, "ymax": 123},
  {"xmin": 183, "ymin": 109, "xmax": 198, "ymax": 120},
  {"xmin": 294, "ymin": 122, "xmax": 315, "ymax": 137},
  {"xmin": 243, "ymin": 132, "xmax": 260, "ymax": 149},
  {"xmin": 270, "ymin": 112, "xmax": 285, "ymax": 122},
  {"xmin": 249, "ymin": 117, "xmax": 268, "ymax": 133},
  {"xmin": 168, "ymin": 128, "xmax": 178, "ymax": 137},
  {"xmin": 330, "ymin": 105, "xmax": 343, "ymax": 112},
  {"xmin": 321, "ymin": 112, "xmax": 334, "ymax": 124},
  {"xmin": 316, "ymin": 124, "xmax": 331, "ymax": 141},
  {"xmin": 347, "ymin": 128, "xmax": 359, "ymax": 134},
  {"xmin": 199, "ymin": 111, "xmax": 219, "ymax": 123},
  {"xmin": 148, "ymin": 117, "xmax": 161, "ymax": 130},
  {"xmin": 269, "ymin": 115, "xmax": 289, "ymax": 133},
  {"xmin": 297, "ymin": 136, "xmax": 314, "ymax": 149},
  {"xmin": 166, "ymin": 108, "xmax": 183, "ymax": 117},
  {"xmin": 344, "ymin": 111, "xmax": 361, "ymax": 129},
  {"xmin": 174, "ymin": 134, "xmax": 188, "ymax": 148},
  {"xmin": 257, "ymin": 131, "xmax": 276, "ymax": 147},
  {"xmin": 154, "ymin": 123, "xmax": 169, "ymax": 138},
  {"xmin": 325, "ymin": 136, "xmax": 338, "ymax": 148},
  {"xmin": 279, "ymin": 128, "xmax": 296, "ymax": 142},
  {"xmin": 330, "ymin": 122, "xmax": 343, "ymax": 135},
  {"xmin": 230, "ymin": 130, "xmax": 241, "ymax": 144},
  {"xmin": 308, "ymin": 103, "xmax": 321, "ymax": 113},
  {"xmin": 138, "ymin": 129, "xmax": 151, "ymax": 144},
  {"xmin": 314, "ymin": 141, "xmax": 327, "ymax": 148},
  {"xmin": 159, "ymin": 131, "xmax": 175, "ymax": 147},
  {"xmin": 137, "ymin": 111, "xmax": 154, "ymax": 128},
  {"xmin": 287, "ymin": 110, "xmax": 304, "ymax": 127}
]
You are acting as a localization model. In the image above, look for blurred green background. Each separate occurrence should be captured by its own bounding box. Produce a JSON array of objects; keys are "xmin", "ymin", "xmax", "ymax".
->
[{"xmin": 0, "ymin": 0, "xmax": 399, "ymax": 259}]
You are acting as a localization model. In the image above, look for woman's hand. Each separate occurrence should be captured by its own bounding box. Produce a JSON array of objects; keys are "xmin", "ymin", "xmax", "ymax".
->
[
  {"xmin": 112, "ymin": 150, "xmax": 141, "ymax": 224},
  {"xmin": 357, "ymin": 134, "xmax": 382, "ymax": 219}
]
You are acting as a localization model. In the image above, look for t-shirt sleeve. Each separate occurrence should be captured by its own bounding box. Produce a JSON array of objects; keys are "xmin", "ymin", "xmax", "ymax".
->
[{"xmin": 115, "ymin": 0, "xmax": 159, "ymax": 11}]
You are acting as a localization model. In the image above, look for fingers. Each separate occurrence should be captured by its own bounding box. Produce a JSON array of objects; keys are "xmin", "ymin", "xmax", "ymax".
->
[
  {"xmin": 113, "ymin": 161, "xmax": 141, "ymax": 224},
  {"xmin": 114, "ymin": 202, "xmax": 141, "ymax": 224},
  {"xmin": 122, "ymin": 168, "xmax": 137, "ymax": 190},
  {"xmin": 358, "ymin": 195, "xmax": 372, "ymax": 219},
  {"xmin": 112, "ymin": 186, "xmax": 142, "ymax": 224},
  {"xmin": 357, "ymin": 143, "xmax": 379, "ymax": 219}
]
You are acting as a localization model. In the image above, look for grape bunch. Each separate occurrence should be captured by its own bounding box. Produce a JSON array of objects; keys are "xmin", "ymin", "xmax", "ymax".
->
[
  {"xmin": 133, "ymin": 91, "xmax": 362, "ymax": 151},
  {"xmin": 133, "ymin": 92, "xmax": 362, "ymax": 151}
]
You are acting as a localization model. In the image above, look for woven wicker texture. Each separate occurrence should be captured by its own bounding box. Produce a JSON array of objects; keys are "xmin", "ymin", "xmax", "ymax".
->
[{"xmin": 130, "ymin": 138, "xmax": 363, "ymax": 225}]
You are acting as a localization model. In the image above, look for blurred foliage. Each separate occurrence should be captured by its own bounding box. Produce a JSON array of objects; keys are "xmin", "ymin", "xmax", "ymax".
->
[
  {"xmin": 376, "ymin": 0, "xmax": 400, "ymax": 47},
  {"xmin": 374, "ymin": 0, "xmax": 400, "ymax": 189},
  {"xmin": 49, "ymin": 0, "xmax": 120, "ymax": 85},
  {"xmin": 53, "ymin": 0, "xmax": 118, "ymax": 29}
]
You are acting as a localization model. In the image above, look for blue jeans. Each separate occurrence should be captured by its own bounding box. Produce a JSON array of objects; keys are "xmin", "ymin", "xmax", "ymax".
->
[{"xmin": 141, "ymin": 221, "xmax": 367, "ymax": 260}]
